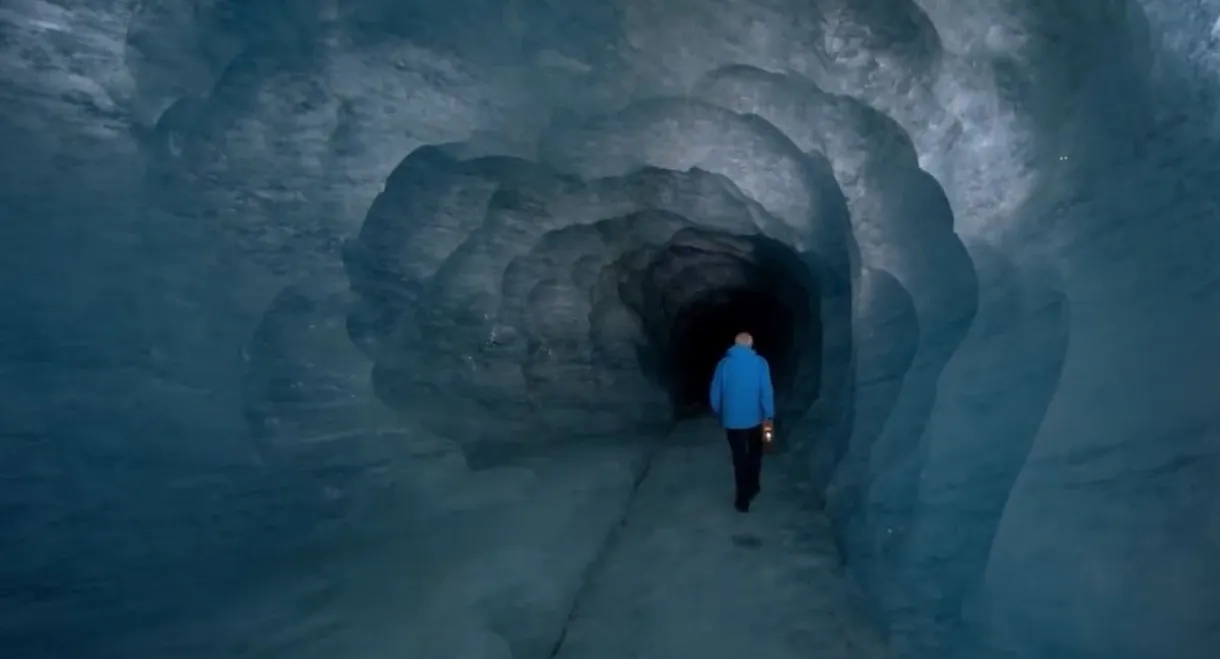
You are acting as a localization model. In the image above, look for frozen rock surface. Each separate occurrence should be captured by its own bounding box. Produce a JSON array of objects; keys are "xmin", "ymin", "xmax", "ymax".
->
[{"xmin": 2, "ymin": 1, "xmax": 1219, "ymax": 658}]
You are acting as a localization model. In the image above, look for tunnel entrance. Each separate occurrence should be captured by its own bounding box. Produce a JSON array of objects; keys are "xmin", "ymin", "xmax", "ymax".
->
[
  {"xmin": 625, "ymin": 232, "xmax": 822, "ymax": 420},
  {"xmin": 668, "ymin": 288, "xmax": 797, "ymax": 415}
]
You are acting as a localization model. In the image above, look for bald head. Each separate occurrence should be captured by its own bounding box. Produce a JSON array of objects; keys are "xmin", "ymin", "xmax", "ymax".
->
[{"xmin": 734, "ymin": 332, "xmax": 753, "ymax": 348}]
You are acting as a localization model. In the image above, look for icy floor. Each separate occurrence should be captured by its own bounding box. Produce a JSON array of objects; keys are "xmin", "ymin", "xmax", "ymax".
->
[
  {"xmin": 553, "ymin": 419, "xmax": 890, "ymax": 659},
  {"xmin": 88, "ymin": 419, "xmax": 889, "ymax": 659}
]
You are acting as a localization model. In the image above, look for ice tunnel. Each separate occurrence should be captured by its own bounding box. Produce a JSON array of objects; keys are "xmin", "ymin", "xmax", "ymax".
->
[{"xmin": 1, "ymin": 1, "xmax": 1218, "ymax": 658}]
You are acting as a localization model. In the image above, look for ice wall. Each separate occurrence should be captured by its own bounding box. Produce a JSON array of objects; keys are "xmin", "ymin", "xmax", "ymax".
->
[{"xmin": 1, "ymin": 1, "xmax": 1219, "ymax": 658}]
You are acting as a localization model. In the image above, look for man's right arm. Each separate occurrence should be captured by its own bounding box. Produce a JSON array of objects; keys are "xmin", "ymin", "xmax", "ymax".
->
[{"xmin": 709, "ymin": 360, "xmax": 724, "ymax": 415}]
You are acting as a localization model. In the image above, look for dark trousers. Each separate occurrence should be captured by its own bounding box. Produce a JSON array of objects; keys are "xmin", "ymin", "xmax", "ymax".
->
[{"xmin": 725, "ymin": 425, "xmax": 764, "ymax": 502}]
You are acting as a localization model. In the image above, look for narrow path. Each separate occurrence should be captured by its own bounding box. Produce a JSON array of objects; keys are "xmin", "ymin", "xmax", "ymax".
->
[{"xmin": 551, "ymin": 419, "xmax": 891, "ymax": 659}]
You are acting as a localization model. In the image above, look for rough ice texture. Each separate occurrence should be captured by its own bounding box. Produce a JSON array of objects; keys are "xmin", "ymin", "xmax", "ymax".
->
[{"xmin": 2, "ymin": 1, "xmax": 1219, "ymax": 658}]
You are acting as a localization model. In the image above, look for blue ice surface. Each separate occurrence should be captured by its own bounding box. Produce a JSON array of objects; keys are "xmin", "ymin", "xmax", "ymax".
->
[{"xmin": 2, "ymin": 1, "xmax": 1220, "ymax": 658}]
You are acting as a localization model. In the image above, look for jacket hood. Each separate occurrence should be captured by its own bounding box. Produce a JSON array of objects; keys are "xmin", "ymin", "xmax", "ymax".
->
[{"xmin": 726, "ymin": 344, "xmax": 755, "ymax": 357}]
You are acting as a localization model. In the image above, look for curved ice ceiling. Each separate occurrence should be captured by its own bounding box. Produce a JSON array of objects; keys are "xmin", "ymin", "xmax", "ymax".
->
[{"xmin": 1, "ymin": 0, "xmax": 1219, "ymax": 658}]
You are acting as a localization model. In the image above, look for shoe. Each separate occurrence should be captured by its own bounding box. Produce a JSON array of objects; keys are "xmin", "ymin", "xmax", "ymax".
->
[{"xmin": 734, "ymin": 497, "xmax": 750, "ymax": 513}]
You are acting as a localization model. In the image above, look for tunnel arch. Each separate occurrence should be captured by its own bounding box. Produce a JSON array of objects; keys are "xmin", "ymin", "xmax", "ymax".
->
[{"xmin": 344, "ymin": 149, "xmax": 847, "ymax": 447}]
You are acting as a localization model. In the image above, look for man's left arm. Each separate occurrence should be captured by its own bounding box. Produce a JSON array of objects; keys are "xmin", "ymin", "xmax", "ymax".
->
[{"xmin": 760, "ymin": 358, "xmax": 776, "ymax": 421}]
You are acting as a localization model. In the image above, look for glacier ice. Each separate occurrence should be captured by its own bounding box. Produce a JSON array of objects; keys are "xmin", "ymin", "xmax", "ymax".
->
[{"xmin": 1, "ymin": 0, "xmax": 1219, "ymax": 658}]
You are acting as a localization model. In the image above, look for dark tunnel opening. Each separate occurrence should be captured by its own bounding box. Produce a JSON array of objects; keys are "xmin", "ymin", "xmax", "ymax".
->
[
  {"xmin": 624, "ymin": 231, "xmax": 823, "ymax": 421},
  {"xmin": 667, "ymin": 288, "xmax": 795, "ymax": 415}
]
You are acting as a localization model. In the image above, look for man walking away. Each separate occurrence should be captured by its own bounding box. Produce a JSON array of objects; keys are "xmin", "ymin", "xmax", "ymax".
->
[{"xmin": 708, "ymin": 332, "xmax": 776, "ymax": 512}]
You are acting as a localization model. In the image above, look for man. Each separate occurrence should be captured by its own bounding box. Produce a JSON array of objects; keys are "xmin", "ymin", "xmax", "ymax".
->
[{"xmin": 708, "ymin": 332, "xmax": 776, "ymax": 512}]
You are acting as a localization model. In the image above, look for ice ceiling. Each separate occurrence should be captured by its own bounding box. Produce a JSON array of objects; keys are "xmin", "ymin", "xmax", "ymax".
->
[{"xmin": 1, "ymin": 0, "xmax": 1219, "ymax": 658}]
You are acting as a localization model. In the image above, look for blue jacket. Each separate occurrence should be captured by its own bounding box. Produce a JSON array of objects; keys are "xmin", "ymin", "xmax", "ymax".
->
[{"xmin": 708, "ymin": 345, "xmax": 775, "ymax": 429}]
